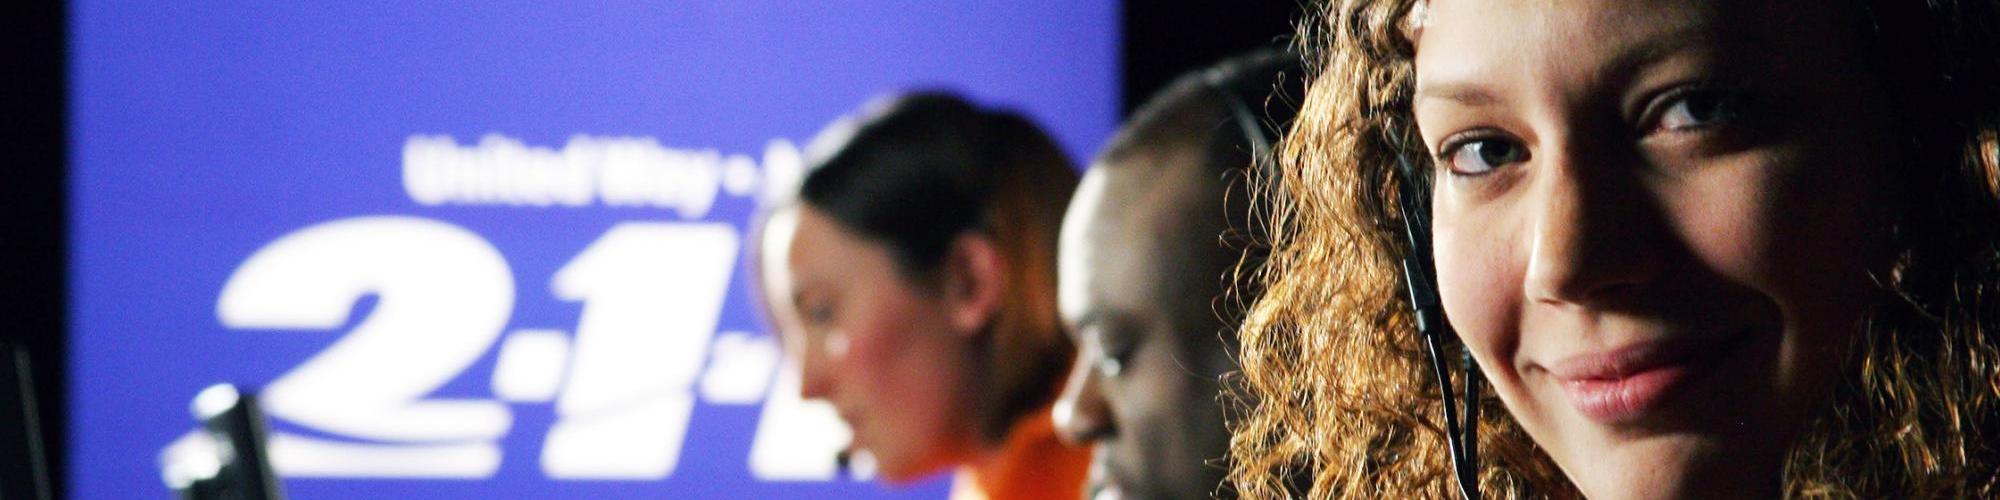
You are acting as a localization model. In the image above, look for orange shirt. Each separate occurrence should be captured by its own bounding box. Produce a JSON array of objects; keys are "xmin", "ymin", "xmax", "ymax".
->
[{"xmin": 948, "ymin": 407, "xmax": 1091, "ymax": 500}]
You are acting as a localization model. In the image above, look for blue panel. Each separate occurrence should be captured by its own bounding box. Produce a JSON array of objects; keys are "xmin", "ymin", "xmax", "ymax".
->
[{"xmin": 70, "ymin": 2, "xmax": 1116, "ymax": 498}]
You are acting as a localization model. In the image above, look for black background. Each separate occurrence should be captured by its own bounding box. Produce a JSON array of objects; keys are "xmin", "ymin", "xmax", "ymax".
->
[{"xmin": 0, "ymin": 1, "xmax": 1300, "ymax": 496}]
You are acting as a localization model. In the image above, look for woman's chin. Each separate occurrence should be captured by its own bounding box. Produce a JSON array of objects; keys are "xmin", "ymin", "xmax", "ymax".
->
[
  {"xmin": 1560, "ymin": 434, "xmax": 1783, "ymax": 500},
  {"xmin": 862, "ymin": 445, "xmax": 955, "ymax": 486},
  {"xmin": 867, "ymin": 455, "xmax": 927, "ymax": 484}
]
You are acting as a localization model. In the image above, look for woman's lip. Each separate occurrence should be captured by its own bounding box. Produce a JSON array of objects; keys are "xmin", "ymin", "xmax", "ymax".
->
[
  {"xmin": 1548, "ymin": 339, "xmax": 1701, "ymax": 381},
  {"xmin": 1548, "ymin": 336, "xmax": 1739, "ymax": 423},
  {"xmin": 1559, "ymin": 362, "xmax": 1695, "ymax": 423}
]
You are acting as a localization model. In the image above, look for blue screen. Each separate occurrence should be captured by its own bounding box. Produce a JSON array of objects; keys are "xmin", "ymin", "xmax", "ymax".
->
[{"xmin": 69, "ymin": 2, "xmax": 1116, "ymax": 498}]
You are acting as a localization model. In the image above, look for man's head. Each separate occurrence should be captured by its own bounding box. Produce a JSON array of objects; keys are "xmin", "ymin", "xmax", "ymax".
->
[{"xmin": 1053, "ymin": 51, "xmax": 1299, "ymax": 500}]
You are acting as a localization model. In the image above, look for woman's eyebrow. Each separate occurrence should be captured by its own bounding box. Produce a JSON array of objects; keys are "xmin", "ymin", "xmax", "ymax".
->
[
  {"xmin": 1602, "ymin": 28, "xmax": 1717, "ymax": 83},
  {"xmin": 1414, "ymin": 25, "xmax": 1717, "ymax": 109},
  {"xmin": 1415, "ymin": 82, "xmax": 1500, "ymax": 108}
]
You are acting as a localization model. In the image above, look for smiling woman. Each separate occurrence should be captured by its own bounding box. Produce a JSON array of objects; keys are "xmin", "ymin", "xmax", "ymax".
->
[{"xmin": 1230, "ymin": 0, "xmax": 2000, "ymax": 498}]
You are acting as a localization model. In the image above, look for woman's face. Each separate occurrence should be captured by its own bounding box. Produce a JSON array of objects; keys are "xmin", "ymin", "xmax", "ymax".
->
[
  {"xmin": 1413, "ymin": 0, "xmax": 1897, "ymax": 496},
  {"xmin": 775, "ymin": 205, "xmax": 979, "ymax": 482}
]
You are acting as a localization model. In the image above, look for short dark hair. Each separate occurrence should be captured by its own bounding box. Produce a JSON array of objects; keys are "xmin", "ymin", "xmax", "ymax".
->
[
  {"xmin": 1102, "ymin": 49, "xmax": 1306, "ymax": 327},
  {"xmin": 1103, "ymin": 48, "xmax": 1305, "ymax": 173}
]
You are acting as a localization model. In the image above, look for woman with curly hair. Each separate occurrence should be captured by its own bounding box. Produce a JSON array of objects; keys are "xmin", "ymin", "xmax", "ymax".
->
[{"xmin": 1229, "ymin": 0, "xmax": 2000, "ymax": 497}]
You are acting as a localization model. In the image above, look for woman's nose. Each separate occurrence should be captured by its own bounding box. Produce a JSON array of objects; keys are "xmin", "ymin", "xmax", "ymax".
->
[
  {"xmin": 1520, "ymin": 143, "xmax": 1664, "ymax": 307},
  {"xmin": 797, "ymin": 333, "xmax": 841, "ymax": 400},
  {"xmin": 1052, "ymin": 349, "xmax": 1114, "ymax": 446}
]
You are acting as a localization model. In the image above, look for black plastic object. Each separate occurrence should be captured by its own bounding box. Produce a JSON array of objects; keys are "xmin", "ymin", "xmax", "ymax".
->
[
  {"xmin": 0, "ymin": 342, "xmax": 51, "ymax": 500},
  {"xmin": 164, "ymin": 384, "xmax": 285, "ymax": 500}
]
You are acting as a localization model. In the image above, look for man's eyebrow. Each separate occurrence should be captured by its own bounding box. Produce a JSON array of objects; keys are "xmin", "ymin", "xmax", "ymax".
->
[
  {"xmin": 1068, "ymin": 309, "xmax": 1139, "ymax": 341},
  {"xmin": 1070, "ymin": 309, "xmax": 1107, "ymax": 334}
]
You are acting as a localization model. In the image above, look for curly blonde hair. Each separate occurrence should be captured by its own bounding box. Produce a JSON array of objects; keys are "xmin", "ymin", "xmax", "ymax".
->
[{"xmin": 1227, "ymin": 0, "xmax": 2000, "ymax": 497}]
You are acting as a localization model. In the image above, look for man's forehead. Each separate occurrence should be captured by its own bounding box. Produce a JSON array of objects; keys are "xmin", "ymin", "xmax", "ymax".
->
[
  {"xmin": 1057, "ymin": 169, "xmax": 1113, "ymax": 324},
  {"xmin": 1062, "ymin": 164, "xmax": 1231, "ymax": 304},
  {"xmin": 1071, "ymin": 162, "xmax": 1207, "ymax": 257}
]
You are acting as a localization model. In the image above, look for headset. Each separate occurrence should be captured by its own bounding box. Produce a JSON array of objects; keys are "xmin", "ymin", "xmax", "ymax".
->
[
  {"xmin": 1210, "ymin": 59, "xmax": 1484, "ymax": 499},
  {"xmin": 1393, "ymin": 145, "xmax": 1483, "ymax": 500}
]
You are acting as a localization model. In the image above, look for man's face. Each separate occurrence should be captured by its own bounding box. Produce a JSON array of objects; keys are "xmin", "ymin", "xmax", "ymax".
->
[{"xmin": 1054, "ymin": 138, "xmax": 1242, "ymax": 500}]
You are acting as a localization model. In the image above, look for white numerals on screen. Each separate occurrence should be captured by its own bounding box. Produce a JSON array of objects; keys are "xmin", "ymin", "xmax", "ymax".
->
[
  {"xmin": 542, "ymin": 223, "xmax": 739, "ymax": 479},
  {"xmin": 194, "ymin": 216, "xmax": 839, "ymax": 482},
  {"xmin": 214, "ymin": 216, "xmax": 515, "ymax": 477}
]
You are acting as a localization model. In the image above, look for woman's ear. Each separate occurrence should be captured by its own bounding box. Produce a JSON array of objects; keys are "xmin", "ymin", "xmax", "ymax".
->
[{"xmin": 942, "ymin": 233, "xmax": 1008, "ymax": 337}]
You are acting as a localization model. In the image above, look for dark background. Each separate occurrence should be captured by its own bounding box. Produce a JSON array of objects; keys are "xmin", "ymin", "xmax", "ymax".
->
[
  {"xmin": 1122, "ymin": 2, "xmax": 1302, "ymax": 115},
  {"xmin": 2, "ymin": 0, "xmax": 69, "ymax": 496},
  {"xmin": 0, "ymin": 1, "xmax": 1299, "ymax": 496}
]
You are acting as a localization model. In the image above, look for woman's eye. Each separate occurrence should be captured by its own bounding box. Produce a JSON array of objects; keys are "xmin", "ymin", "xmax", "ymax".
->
[
  {"xmin": 1441, "ymin": 136, "xmax": 1529, "ymax": 175},
  {"xmin": 1657, "ymin": 91, "xmax": 1741, "ymax": 131},
  {"xmin": 801, "ymin": 301, "xmax": 834, "ymax": 325}
]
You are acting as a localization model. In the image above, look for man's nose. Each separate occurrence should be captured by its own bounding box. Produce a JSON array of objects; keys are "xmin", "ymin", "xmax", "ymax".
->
[{"xmin": 1052, "ymin": 348, "xmax": 1114, "ymax": 446}]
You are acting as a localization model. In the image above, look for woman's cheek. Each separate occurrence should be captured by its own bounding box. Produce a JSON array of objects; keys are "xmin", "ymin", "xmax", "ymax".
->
[
  {"xmin": 1666, "ymin": 158, "xmax": 1778, "ymax": 287},
  {"xmin": 1434, "ymin": 199, "xmax": 1570, "ymax": 456},
  {"xmin": 840, "ymin": 312, "xmax": 899, "ymax": 396},
  {"xmin": 1431, "ymin": 204, "xmax": 1527, "ymax": 377},
  {"xmin": 847, "ymin": 296, "xmax": 951, "ymax": 419}
]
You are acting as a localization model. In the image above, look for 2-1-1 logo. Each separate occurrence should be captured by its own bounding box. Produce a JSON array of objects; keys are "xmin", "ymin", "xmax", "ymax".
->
[{"xmin": 159, "ymin": 216, "xmax": 854, "ymax": 482}]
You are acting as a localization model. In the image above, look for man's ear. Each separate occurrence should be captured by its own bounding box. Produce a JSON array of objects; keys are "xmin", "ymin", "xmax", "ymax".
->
[{"xmin": 941, "ymin": 233, "xmax": 1008, "ymax": 337}]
